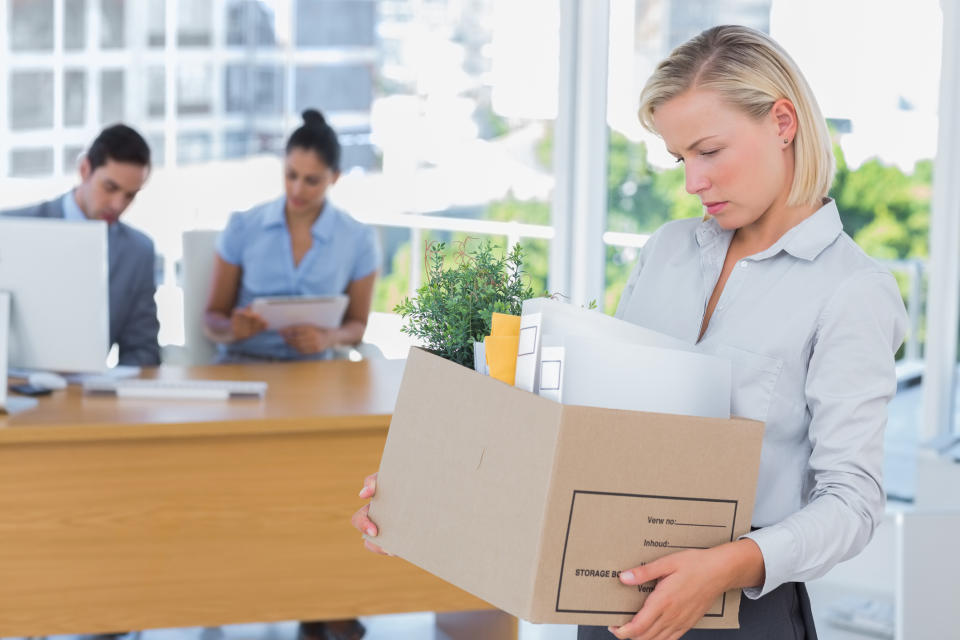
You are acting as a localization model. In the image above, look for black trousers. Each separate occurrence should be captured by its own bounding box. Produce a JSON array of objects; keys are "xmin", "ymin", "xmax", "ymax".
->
[{"xmin": 577, "ymin": 582, "xmax": 817, "ymax": 640}]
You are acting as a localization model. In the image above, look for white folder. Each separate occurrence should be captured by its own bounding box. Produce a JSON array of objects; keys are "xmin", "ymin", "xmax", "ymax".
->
[
  {"xmin": 514, "ymin": 297, "xmax": 691, "ymax": 394},
  {"xmin": 535, "ymin": 334, "xmax": 731, "ymax": 419}
]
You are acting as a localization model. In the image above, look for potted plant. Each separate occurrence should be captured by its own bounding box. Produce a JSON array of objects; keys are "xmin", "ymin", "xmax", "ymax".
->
[{"xmin": 395, "ymin": 238, "xmax": 536, "ymax": 367}]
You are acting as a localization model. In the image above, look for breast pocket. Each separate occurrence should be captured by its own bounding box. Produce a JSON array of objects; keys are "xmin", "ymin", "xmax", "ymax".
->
[{"xmin": 714, "ymin": 344, "xmax": 783, "ymax": 423}]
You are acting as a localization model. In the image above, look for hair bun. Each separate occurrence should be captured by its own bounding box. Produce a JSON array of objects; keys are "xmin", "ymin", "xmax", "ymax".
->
[{"xmin": 302, "ymin": 108, "xmax": 327, "ymax": 129}]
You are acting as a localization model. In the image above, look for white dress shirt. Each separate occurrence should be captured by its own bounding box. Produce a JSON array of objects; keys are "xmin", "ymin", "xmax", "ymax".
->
[{"xmin": 616, "ymin": 199, "xmax": 907, "ymax": 598}]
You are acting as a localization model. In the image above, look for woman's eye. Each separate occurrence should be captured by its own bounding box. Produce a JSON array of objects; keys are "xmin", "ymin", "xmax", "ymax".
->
[
  {"xmin": 700, "ymin": 149, "xmax": 719, "ymax": 156},
  {"xmin": 674, "ymin": 156, "xmax": 684, "ymax": 164}
]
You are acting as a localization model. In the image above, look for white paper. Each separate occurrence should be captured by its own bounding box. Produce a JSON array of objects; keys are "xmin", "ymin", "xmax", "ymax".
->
[
  {"xmin": 514, "ymin": 298, "xmax": 690, "ymax": 394},
  {"xmin": 63, "ymin": 365, "xmax": 142, "ymax": 385},
  {"xmin": 251, "ymin": 295, "xmax": 349, "ymax": 330},
  {"xmin": 547, "ymin": 334, "xmax": 731, "ymax": 419}
]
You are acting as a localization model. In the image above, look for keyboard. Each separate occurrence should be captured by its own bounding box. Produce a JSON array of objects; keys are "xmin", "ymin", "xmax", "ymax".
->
[{"xmin": 83, "ymin": 378, "xmax": 268, "ymax": 400}]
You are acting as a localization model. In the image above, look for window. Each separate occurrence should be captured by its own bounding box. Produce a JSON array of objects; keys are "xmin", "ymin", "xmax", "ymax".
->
[
  {"xmin": 100, "ymin": 69, "xmax": 125, "ymax": 124},
  {"xmin": 177, "ymin": 131, "xmax": 213, "ymax": 165},
  {"xmin": 64, "ymin": 0, "xmax": 87, "ymax": 50},
  {"xmin": 10, "ymin": 148, "xmax": 54, "ymax": 177},
  {"xmin": 295, "ymin": 65, "xmax": 373, "ymax": 113},
  {"xmin": 100, "ymin": 0, "xmax": 125, "ymax": 49},
  {"xmin": 64, "ymin": 70, "xmax": 87, "ymax": 127},
  {"xmin": 10, "ymin": 71, "xmax": 54, "ymax": 130},
  {"xmin": 296, "ymin": 0, "xmax": 376, "ymax": 48},
  {"xmin": 226, "ymin": 0, "xmax": 278, "ymax": 47},
  {"xmin": 9, "ymin": 0, "xmax": 54, "ymax": 51},
  {"xmin": 147, "ymin": 0, "xmax": 165, "ymax": 47},
  {"xmin": 147, "ymin": 66, "xmax": 165, "ymax": 118},
  {"xmin": 63, "ymin": 146, "xmax": 85, "ymax": 174},
  {"xmin": 178, "ymin": 0, "xmax": 212, "ymax": 46},
  {"xmin": 177, "ymin": 64, "xmax": 212, "ymax": 115}
]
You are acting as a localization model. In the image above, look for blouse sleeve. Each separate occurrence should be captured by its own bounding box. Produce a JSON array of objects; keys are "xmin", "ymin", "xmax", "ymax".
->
[
  {"xmin": 350, "ymin": 224, "xmax": 382, "ymax": 282},
  {"xmin": 216, "ymin": 211, "xmax": 247, "ymax": 266}
]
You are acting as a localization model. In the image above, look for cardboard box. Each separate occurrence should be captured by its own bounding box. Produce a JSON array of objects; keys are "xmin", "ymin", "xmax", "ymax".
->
[{"xmin": 369, "ymin": 348, "xmax": 764, "ymax": 628}]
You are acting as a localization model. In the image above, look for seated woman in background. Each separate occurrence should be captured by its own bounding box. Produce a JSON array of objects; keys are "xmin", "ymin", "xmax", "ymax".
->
[{"xmin": 204, "ymin": 108, "xmax": 380, "ymax": 366}]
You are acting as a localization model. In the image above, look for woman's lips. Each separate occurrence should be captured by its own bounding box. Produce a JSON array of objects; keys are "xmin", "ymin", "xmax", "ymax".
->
[{"xmin": 704, "ymin": 201, "xmax": 728, "ymax": 215}]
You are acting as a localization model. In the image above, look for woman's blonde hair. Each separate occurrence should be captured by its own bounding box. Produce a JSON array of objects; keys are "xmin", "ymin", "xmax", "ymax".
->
[{"xmin": 638, "ymin": 25, "xmax": 834, "ymax": 207}]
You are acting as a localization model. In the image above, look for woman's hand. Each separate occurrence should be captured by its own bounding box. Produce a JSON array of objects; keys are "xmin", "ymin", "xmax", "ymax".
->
[
  {"xmin": 609, "ymin": 540, "xmax": 764, "ymax": 640},
  {"xmin": 351, "ymin": 473, "xmax": 390, "ymax": 555},
  {"xmin": 230, "ymin": 307, "xmax": 268, "ymax": 341},
  {"xmin": 279, "ymin": 324, "xmax": 335, "ymax": 354}
]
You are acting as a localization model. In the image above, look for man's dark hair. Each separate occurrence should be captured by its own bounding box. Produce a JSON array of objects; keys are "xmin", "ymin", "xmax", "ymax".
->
[
  {"xmin": 286, "ymin": 108, "xmax": 341, "ymax": 172},
  {"xmin": 87, "ymin": 124, "xmax": 151, "ymax": 171}
]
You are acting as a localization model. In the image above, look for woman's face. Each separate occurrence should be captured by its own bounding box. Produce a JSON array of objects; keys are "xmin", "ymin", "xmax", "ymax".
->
[
  {"xmin": 652, "ymin": 88, "xmax": 793, "ymax": 230},
  {"xmin": 284, "ymin": 147, "xmax": 339, "ymax": 216}
]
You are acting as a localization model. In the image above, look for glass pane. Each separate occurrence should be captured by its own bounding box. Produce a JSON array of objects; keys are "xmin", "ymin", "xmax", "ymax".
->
[
  {"xmin": 10, "ymin": 0, "xmax": 54, "ymax": 51},
  {"xmin": 64, "ymin": 70, "xmax": 87, "ymax": 127},
  {"xmin": 100, "ymin": 69, "xmax": 125, "ymax": 123},
  {"xmin": 296, "ymin": 0, "xmax": 376, "ymax": 47},
  {"xmin": 177, "ymin": 65, "xmax": 212, "ymax": 115},
  {"xmin": 146, "ymin": 132, "xmax": 165, "ymax": 167},
  {"xmin": 225, "ymin": 64, "xmax": 284, "ymax": 115},
  {"xmin": 226, "ymin": 0, "xmax": 279, "ymax": 46},
  {"xmin": 100, "ymin": 0, "xmax": 125, "ymax": 48},
  {"xmin": 63, "ymin": 146, "xmax": 85, "ymax": 173},
  {"xmin": 295, "ymin": 65, "xmax": 373, "ymax": 113},
  {"xmin": 10, "ymin": 148, "xmax": 54, "ymax": 177},
  {"xmin": 147, "ymin": 66, "xmax": 165, "ymax": 117},
  {"xmin": 178, "ymin": 0, "xmax": 212, "ymax": 46},
  {"xmin": 9, "ymin": 71, "xmax": 54, "ymax": 130},
  {"xmin": 147, "ymin": 0, "xmax": 165, "ymax": 47},
  {"xmin": 177, "ymin": 131, "xmax": 212, "ymax": 164},
  {"xmin": 64, "ymin": 0, "xmax": 88, "ymax": 50}
]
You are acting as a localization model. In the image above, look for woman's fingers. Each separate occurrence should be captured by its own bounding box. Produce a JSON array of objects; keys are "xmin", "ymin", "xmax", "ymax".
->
[
  {"xmin": 351, "ymin": 503, "xmax": 378, "ymax": 537},
  {"xmin": 359, "ymin": 473, "xmax": 377, "ymax": 498},
  {"xmin": 363, "ymin": 539, "xmax": 390, "ymax": 556}
]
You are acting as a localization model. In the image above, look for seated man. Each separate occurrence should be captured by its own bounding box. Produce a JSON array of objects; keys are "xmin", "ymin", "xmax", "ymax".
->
[{"xmin": 2, "ymin": 124, "xmax": 160, "ymax": 366}]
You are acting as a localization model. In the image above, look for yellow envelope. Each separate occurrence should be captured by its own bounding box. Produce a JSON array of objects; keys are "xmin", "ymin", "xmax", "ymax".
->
[
  {"xmin": 491, "ymin": 312, "xmax": 521, "ymax": 337},
  {"xmin": 484, "ymin": 335, "xmax": 521, "ymax": 385}
]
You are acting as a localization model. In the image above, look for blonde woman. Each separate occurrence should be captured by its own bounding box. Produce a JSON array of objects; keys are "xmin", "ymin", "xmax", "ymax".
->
[
  {"xmin": 354, "ymin": 25, "xmax": 906, "ymax": 640},
  {"xmin": 582, "ymin": 25, "xmax": 907, "ymax": 639}
]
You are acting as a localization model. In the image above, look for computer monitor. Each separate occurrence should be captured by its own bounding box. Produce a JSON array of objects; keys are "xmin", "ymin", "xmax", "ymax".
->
[{"xmin": 0, "ymin": 217, "xmax": 110, "ymax": 381}]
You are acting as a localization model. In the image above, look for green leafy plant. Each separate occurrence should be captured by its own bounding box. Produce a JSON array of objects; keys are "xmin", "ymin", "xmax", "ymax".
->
[{"xmin": 395, "ymin": 238, "xmax": 536, "ymax": 367}]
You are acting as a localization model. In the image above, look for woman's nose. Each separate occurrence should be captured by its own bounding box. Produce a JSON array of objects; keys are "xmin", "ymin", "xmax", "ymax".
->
[{"xmin": 684, "ymin": 166, "xmax": 709, "ymax": 195}]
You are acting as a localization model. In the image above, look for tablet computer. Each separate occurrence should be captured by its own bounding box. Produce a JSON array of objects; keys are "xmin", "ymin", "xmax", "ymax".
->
[{"xmin": 250, "ymin": 294, "xmax": 349, "ymax": 330}]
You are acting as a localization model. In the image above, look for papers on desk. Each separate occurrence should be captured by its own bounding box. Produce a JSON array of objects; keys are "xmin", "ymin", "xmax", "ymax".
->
[
  {"xmin": 251, "ymin": 294, "xmax": 349, "ymax": 330},
  {"xmin": 64, "ymin": 365, "xmax": 141, "ymax": 385}
]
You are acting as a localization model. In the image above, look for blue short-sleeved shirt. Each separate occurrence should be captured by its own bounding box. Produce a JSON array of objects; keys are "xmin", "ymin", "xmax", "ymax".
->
[{"xmin": 216, "ymin": 196, "xmax": 381, "ymax": 361}]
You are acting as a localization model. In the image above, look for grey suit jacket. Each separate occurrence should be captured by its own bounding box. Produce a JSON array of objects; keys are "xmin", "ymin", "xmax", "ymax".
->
[{"xmin": 2, "ymin": 194, "xmax": 161, "ymax": 366}]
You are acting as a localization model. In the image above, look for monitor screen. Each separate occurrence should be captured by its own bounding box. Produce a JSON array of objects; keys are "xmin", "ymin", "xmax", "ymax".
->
[{"xmin": 0, "ymin": 217, "xmax": 109, "ymax": 374}]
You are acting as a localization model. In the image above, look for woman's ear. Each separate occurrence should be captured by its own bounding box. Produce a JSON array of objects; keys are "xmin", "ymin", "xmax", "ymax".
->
[{"xmin": 770, "ymin": 98, "xmax": 798, "ymax": 144}]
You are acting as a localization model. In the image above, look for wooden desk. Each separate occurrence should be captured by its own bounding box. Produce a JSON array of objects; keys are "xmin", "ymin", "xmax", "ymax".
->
[{"xmin": 0, "ymin": 360, "xmax": 512, "ymax": 638}]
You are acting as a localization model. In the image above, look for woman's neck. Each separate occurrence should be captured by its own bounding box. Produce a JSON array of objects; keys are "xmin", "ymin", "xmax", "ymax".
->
[
  {"xmin": 285, "ymin": 199, "xmax": 325, "ymax": 226},
  {"xmin": 734, "ymin": 195, "xmax": 821, "ymax": 254}
]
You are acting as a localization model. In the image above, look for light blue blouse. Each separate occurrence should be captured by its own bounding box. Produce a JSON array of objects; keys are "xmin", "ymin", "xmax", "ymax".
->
[
  {"xmin": 616, "ymin": 199, "xmax": 907, "ymax": 598},
  {"xmin": 216, "ymin": 196, "xmax": 380, "ymax": 361}
]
